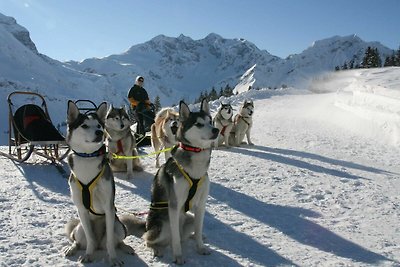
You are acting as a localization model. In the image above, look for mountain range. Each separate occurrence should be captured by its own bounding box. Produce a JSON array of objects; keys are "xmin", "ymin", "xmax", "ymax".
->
[{"xmin": 0, "ymin": 11, "xmax": 395, "ymax": 140}]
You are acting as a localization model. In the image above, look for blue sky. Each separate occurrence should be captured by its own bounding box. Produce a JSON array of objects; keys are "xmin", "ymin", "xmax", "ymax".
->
[{"xmin": 1, "ymin": 0, "xmax": 399, "ymax": 61}]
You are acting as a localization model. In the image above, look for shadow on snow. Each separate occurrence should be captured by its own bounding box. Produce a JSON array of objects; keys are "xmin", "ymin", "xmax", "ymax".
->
[{"xmin": 210, "ymin": 181, "xmax": 391, "ymax": 265}]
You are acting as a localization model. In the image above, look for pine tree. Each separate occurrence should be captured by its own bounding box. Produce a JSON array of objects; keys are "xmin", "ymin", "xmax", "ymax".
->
[
  {"xmin": 395, "ymin": 46, "xmax": 400, "ymax": 66},
  {"xmin": 153, "ymin": 95, "xmax": 161, "ymax": 113},
  {"xmin": 373, "ymin": 48, "xmax": 382, "ymax": 67},
  {"xmin": 349, "ymin": 59, "xmax": 355, "ymax": 69},
  {"xmin": 219, "ymin": 87, "xmax": 224, "ymax": 98},
  {"xmin": 362, "ymin": 46, "xmax": 381, "ymax": 68},
  {"xmin": 223, "ymin": 84, "xmax": 233, "ymax": 97},
  {"xmin": 209, "ymin": 87, "xmax": 218, "ymax": 101},
  {"xmin": 362, "ymin": 47, "xmax": 372, "ymax": 68}
]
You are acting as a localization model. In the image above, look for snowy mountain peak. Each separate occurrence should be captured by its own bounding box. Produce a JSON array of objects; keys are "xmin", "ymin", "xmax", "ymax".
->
[{"xmin": 0, "ymin": 13, "xmax": 38, "ymax": 53}]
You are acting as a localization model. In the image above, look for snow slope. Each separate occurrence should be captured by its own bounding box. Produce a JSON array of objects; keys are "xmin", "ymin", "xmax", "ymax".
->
[{"xmin": 0, "ymin": 68, "xmax": 399, "ymax": 266}]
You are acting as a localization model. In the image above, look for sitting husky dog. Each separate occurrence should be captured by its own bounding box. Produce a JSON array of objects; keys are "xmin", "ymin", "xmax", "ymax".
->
[
  {"xmin": 64, "ymin": 101, "xmax": 144, "ymax": 265},
  {"xmin": 151, "ymin": 107, "xmax": 179, "ymax": 168},
  {"xmin": 229, "ymin": 99, "xmax": 254, "ymax": 146},
  {"xmin": 105, "ymin": 105, "xmax": 143, "ymax": 179},
  {"xmin": 213, "ymin": 102, "xmax": 234, "ymax": 148},
  {"xmin": 143, "ymin": 99, "xmax": 219, "ymax": 265}
]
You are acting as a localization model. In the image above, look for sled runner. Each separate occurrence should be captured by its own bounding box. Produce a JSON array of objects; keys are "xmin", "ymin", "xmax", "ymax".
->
[{"xmin": 2, "ymin": 91, "xmax": 70, "ymax": 163}]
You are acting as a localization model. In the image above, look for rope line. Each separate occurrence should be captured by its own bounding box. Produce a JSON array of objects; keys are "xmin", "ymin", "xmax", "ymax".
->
[{"xmin": 112, "ymin": 145, "xmax": 176, "ymax": 160}]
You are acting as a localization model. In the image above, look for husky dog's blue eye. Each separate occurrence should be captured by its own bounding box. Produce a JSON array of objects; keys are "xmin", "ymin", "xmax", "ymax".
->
[
  {"xmin": 97, "ymin": 124, "xmax": 101, "ymax": 129},
  {"xmin": 195, "ymin": 123, "xmax": 204, "ymax": 128},
  {"xmin": 81, "ymin": 124, "xmax": 89, "ymax": 129}
]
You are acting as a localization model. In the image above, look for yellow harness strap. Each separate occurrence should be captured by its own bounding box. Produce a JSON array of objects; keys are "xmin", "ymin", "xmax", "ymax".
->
[
  {"xmin": 174, "ymin": 159, "xmax": 205, "ymax": 212},
  {"xmin": 73, "ymin": 165, "xmax": 106, "ymax": 216},
  {"xmin": 149, "ymin": 160, "xmax": 205, "ymax": 212}
]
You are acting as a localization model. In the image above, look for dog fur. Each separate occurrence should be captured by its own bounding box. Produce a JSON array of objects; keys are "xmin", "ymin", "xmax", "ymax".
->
[
  {"xmin": 105, "ymin": 105, "xmax": 143, "ymax": 179},
  {"xmin": 151, "ymin": 107, "xmax": 179, "ymax": 168},
  {"xmin": 229, "ymin": 99, "xmax": 254, "ymax": 146},
  {"xmin": 64, "ymin": 101, "xmax": 144, "ymax": 266},
  {"xmin": 143, "ymin": 99, "xmax": 219, "ymax": 264},
  {"xmin": 64, "ymin": 215, "xmax": 145, "ymax": 258},
  {"xmin": 213, "ymin": 103, "xmax": 234, "ymax": 148}
]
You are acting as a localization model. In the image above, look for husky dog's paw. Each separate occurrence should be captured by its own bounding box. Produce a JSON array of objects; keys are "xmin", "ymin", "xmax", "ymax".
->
[
  {"xmin": 173, "ymin": 255, "xmax": 185, "ymax": 265},
  {"xmin": 63, "ymin": 243, "xmax": 78, "ymax": 257},
  {"xmin": 152, "ymin": 246, "xmax": 164, "ymax": 257},
  {"xmin": 197, "ymin": 245, "xmax": 211, "ymax": 255},
  {"xmin": 109, "ymin": 257, "xmax": 124, "ymax": 266},
  {"xmin": 248, "ymin": 142, "xmax": 254, "ymax": 146},
  {"xmin": 78, "ymin": 253, "xmax": 94, "ymax": 263}
]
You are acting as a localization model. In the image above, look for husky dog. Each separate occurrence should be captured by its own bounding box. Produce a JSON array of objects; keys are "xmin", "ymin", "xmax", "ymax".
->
[
  {"xmin": 64, "ymin": 101, "xmax": 144, "ymax": 265},
  {"xmin": 213, "ymin": 102, "xmax": 234, "ymax": 148},
  {"xmin": 151, "ymin": 107, "xmax": 179, "ymax": 168},
  {"xmin": 105, "ymin": 105, "xmax": 143, "ymax": 179},
  {"xmin": 143, "ymin": 99, "xmax": 219, "ymax": 265},
  {"xmin": 229, "ymin": 99, "xmax": 254, "ymax": 146}
]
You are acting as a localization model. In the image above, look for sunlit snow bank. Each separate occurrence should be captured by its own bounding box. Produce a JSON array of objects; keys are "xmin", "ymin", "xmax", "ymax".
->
[{"xmin": 310, "ymin": 67, "xmax": 400, "ymax": 145}]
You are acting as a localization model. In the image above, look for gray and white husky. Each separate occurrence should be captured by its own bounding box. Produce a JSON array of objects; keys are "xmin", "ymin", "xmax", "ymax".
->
[
  {"xmin": 229, "ymin": 99, "xmax": 254, "ymax": 146},
  {"xmin": 213, "ymin": 102, "xmax": 234, "ymax": 148},
  {"xmin": 143, "ymin": 99, "xmax": 219, "ymax": 265},
  {"xmin": 64, "ymin": 101, "xmax": 145, "ymax": 266},
  {"xmin": 105, "ymin": 105, "xmax": 143, "ymax": 179}
]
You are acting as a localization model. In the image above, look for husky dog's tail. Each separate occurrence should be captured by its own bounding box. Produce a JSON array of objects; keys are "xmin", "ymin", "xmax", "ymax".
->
[
  {"xmin": 119, "ymin": 214, "xmax": 146, "ymax": 238},
  {"xmin": 65, "ymin": 218, "xmax": 80, "ymax": 241}
]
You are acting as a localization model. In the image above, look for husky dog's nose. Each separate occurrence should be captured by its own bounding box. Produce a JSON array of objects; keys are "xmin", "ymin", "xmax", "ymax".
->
[
  {"xmin": 211, "ymin": 128, "xmax": 219, "ymax": 139},
  {"xmin": 170, "ymin": 121, "xmax": 178, "ymax": 135},
  {"xmin": 120, "ymin": 123, "xmax": 125, "ymax": 129},
  {"xmin": 94, "ymin": 130, "xmax": 104, "ymax": 142}
]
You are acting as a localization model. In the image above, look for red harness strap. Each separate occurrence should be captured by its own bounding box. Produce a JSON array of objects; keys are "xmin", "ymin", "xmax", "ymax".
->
[
  {"xmin": 116, "ymin": 139, "xmax": 124, "ymax": 154},
  {"xmin": 220, "ymin": 125, "xmax": 227, "ymax": 136}
]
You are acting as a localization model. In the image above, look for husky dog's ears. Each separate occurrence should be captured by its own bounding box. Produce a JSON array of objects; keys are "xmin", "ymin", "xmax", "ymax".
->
[
  {"xmin": 97, "ymin": 102, "xmax": 108, "ymax": 123},
  {"xmin": 200, "ymin": 98, "xmax": 210, "ymax": 115},
  {"xmin": 244, "ymin": 99, "xmax": 254, "ymax": 107},
  {"xmin": 67, "ymin": 100, "xmax": 80, "ymax": 124},
  {"xmin": 179, "ymin": 100, "xmax": 190, "ymax": 122}
]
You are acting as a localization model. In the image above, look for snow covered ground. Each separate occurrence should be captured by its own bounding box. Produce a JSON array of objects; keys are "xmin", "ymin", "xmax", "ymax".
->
[{"xmin": 0, "ymin": 68, "xmax": 399, "ymax": 266}]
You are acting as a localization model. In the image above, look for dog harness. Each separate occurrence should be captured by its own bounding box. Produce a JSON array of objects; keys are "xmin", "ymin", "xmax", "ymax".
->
[
  {"xmin": 214, "ymin": 115, "xmax": 233, "ymax": 136},
  {"xmin": 115, "ymin": 139, "xmax": 124, "ymax": 154},
  {"xmin": 150, "ymin": 159, "xmax": 205, "ymax": 212},
  {"xmin": 73, "ymin": 165, "xmax": 106, "ymax": 216},
  {"xmin": 236, "ymin": 115, "xmax": 251, "ymax": 126}
]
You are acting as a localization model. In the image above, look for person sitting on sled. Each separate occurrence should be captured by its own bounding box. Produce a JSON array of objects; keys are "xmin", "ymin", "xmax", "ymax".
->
[{"xmin": 127, "ymin": 75, "xmax": 154, "ymax": 135}]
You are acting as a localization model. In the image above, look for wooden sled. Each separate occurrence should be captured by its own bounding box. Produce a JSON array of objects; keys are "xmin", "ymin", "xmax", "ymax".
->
[{"xmin": 1, "ymin": 91, "xmax": 70, "ymax": 163}]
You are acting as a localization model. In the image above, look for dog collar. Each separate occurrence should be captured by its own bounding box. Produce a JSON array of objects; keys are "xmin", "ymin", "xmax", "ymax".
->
[
  {"xmin": 72, "ymin": 145, "xmax": 106, "ymax": 158},
  {"xmin": 179, "ymin": 143, "xmax": 203, "ymax": 153}
]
